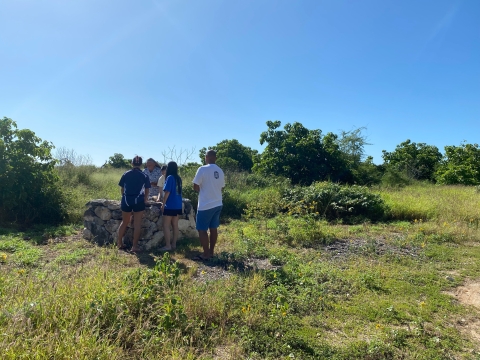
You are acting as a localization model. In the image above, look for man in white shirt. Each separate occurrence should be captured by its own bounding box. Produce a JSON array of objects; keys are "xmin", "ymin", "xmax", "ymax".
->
[{"xmin": 192, "ymin": 150, "xmax": 225, "ymax": 260}]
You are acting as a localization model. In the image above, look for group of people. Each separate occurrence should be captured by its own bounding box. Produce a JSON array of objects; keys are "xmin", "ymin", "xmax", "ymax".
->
[{"xmin": 116, "ymin": 150, "xmax": 224, "ymax": 261}]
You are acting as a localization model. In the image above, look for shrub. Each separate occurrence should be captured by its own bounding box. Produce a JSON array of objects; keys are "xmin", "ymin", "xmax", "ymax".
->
[
  {"xmin": 0, "ymin": 117, "xmax": 67, "ymax": 225},
  {"xmin": 282, "ymin": 182, "xmax": 387, "ymax": 224},
  {"xmin": 435, "ymin": 143, "xmax": 480, "ymax": 185}
]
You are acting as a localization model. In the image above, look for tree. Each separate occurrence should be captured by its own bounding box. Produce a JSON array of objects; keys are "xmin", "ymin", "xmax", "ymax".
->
[
  {"xmin": 382, "ymin": 140, "xmax": 442, "ymax": 181},
  {"xmin": 199, "ymin": 139, "xmax": 258, "ymax": 172},
  {"xmin": 0, "ymin": 117, "xmax": 66, "ymax": 224},
  {"xmin": 337, "ymin": 127, "xmax": 371, "ymax": 166},
  {"xmin": 436, "ymin": 143, "xmax": 480, "ymax": 185},
  {"xmin": 254, "ymin": 121, "xmax": 350, "ymax": 185},
  {"xmin": 107, "ymin": 153, "xmax": 131, "ymax": 168}
]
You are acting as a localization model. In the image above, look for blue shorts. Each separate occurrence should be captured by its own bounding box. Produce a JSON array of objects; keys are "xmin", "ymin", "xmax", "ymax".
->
[
  {"xmin": 196, "ymin": 205, "xmax": 222, "ymax": 231},
  {"xmin": 121, "ymin": 196, "xmax": 145, "ymax": 213}
]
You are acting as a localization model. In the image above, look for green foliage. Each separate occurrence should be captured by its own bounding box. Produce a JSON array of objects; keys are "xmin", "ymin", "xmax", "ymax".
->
[
  {"xmin": 255, "ymin": 121, "xmax": 350, "ymax": 185},
  {"xmin": 381, "ymin": 168, "xmax": 413, "ymax": 188},
  {"xmin": 337, "ymin": 127, "xmax": 371, "ymax": 166},
  {"xmin": 106, "ymin": 153, "xmax": 130, "ymax": 168},
  {"xmin": 282, "ymin": 182, "xmax": 387, "ymax": 223},
  {"xmin": 0, "ymin": 117, "xmax": 67, "ymax": 225},
  {"xmin": 382, "ymin": 139, "xmax": 442, "ymax": 181},
  {"xmin": 199, "ymin": 139, "xmax": 258, "ymax": 172},
  {"xmin": 352, "ymin": 156, "xmax": 384, "ymax": 185},
  {"xmin": 436, "ymin": 143, "xmax": 480, "ymax": 185}
]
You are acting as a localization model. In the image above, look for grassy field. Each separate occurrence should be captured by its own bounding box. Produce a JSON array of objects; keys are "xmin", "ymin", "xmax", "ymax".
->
[{"xmin": 1, "ymin": 171, "xmax": 480, "ymax": 359}]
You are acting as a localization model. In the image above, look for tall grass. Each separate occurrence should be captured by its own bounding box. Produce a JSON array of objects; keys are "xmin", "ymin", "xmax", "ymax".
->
[
  {"xmin": 378, "ymin": 183, "xmax": 480, "ymax": 223},
  {"xmin": 58, "ymin": 166, "xmax": 125, "ymax": 223}
]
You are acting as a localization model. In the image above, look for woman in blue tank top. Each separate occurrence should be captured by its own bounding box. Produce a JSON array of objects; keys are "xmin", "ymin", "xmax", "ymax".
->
[{"xmin": 160, "ymin": 161, "xmax": 183, "ymax": 251}]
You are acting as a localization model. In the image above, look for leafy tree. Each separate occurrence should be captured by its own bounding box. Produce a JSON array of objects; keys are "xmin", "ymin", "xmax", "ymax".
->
[
  {"xmin": 352, "ymin": 156, "xmax": 384, "ymax": 186},
  {"xmin": 254, "ymin": 121, "xmax": 350, "ymax": 185},
  {"xmin": 0, "ymin": 117, "xmax": 66, "ymax": 224},
  {"xmin": 199, "ymin": 139, "xmax": 258, "ymax": 172},
  {"xmin": 107, "ymin": 153, "xmax": 131, "ymax": 168},
  {"xmin": 436, "ymin": 143, "xmax": 480, "ymax": 185},
  {"xmin": 337, "ymin": 127, "xmax": 371, "ymax": 166},
  {"xmin": 382, "ymin": 140, "xmax": 442, "ymax": 181}
]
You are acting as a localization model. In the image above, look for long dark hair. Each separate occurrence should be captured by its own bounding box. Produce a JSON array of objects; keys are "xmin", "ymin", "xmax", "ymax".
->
[{"xmin": 166, "ymin": 161, "xmax": 182, "ymax": 195}]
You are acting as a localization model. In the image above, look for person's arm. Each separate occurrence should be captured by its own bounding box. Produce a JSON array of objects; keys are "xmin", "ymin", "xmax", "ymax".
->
[
  {"xmin": 144, "ymin": 188, "xmax": 149, "ymax": 203},
  {"xmin": 162, "ymin": 191, "xmax": 170, "ymax": 211},
  {"xmin": 156, "ymin": 176, "xmax": 164, "ymax": 202},
  {"xmin": 192, "ymin": 168, "xmax": 202, "ymax": 193},
  {"xmin": 120, "ymin": 186, "xmax": 124, "ymax": 197}
]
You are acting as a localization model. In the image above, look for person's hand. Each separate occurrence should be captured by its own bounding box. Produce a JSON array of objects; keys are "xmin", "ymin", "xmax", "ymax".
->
[
  {"xmin": 161, "ymin": 203, "xmax": 165, "ymax": 213},
  {"xmin": 156, "ymin": 196, "xmax": 161, "ymax": 202}
]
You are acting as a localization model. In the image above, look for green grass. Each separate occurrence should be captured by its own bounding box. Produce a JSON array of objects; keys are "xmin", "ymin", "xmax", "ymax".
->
[
  {"xmin": 4, "ymin": 173, "xmax": 480, "ymax": 358},
  {"xmin": 378, "ymin": 182, "xmax": 480, "ymax": 223}
]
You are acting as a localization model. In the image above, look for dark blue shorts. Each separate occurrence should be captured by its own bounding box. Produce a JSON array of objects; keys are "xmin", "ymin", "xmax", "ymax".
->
[
  {"xmin": 121, "ymin": 196, "xmax": 145, "ymax": 213},
  {"xmin": 196, "ymin": 205, "xmax": 222, "ymax": 231},
  {"xmin": 163, "ymin": 208, "xmax": 182, "ymax": 216}
]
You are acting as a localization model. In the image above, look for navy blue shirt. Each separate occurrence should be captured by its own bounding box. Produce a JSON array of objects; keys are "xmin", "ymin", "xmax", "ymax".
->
[
  {"xmin": 163, "ymin": 175, "xmax": 183, "ymax": 210},
  {"xmin": 119, "ymin": 168, "xmax": 151, "ymax": 199}
]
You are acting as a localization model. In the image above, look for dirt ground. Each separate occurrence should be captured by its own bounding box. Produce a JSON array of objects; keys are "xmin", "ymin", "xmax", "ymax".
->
[{"xmin": 446, "ymin": 280, "xmax": 480, "ymax": 346}]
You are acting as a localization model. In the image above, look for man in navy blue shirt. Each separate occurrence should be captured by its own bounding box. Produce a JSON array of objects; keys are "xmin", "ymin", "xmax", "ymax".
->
[{"xmin": 117, "ymin": 156, "xmax": 151, "ymax": 253}]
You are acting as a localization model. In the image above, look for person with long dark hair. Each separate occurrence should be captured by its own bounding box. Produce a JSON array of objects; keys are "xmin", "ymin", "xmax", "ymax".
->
[
  {"xmin": 117, "ymin": 156, "xmax": 151, "ymax": 253},
  {"xmin": 160, "ymin": 161, "xmax": 183, "ymax": 251}
]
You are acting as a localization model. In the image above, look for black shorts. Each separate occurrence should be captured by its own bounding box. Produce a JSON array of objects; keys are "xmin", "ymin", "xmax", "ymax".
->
[
  {"xmin": 121, "ymin": 196, "xmax": 145, "ymax": 213},
  {"xmin": 163, "ymin": 208, "xmax": 182, "ymax": 216}
]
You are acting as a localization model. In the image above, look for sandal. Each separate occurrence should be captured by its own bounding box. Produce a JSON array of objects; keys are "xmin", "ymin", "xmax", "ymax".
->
[{"xmin": 159, "ymin": 246, "xmax": 172, "ymax": 252}]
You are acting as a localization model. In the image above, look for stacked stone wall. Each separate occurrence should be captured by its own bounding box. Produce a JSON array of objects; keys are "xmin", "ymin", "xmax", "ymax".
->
[{"xmin": 83, "ymin": 199, "xmax": 197, "ymax": 250}]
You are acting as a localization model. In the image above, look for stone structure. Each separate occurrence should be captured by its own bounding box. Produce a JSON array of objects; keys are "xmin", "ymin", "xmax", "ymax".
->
[{"xmin": 83, "ymin": 199, "xmax": 197, "ymax": 250}]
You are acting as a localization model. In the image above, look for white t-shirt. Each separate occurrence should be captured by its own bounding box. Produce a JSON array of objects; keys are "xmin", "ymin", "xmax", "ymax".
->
[
  {"xmin": 158, "ymin": 175, "xmax": 165, "ymax": 198},
  {"xmin": 192, "ymin": 164, "xmax": 225, "ymax": 211}
]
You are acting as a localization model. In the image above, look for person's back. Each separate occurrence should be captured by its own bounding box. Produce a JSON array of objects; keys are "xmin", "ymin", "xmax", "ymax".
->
[
  {"xmin": 194, "ymin": 163, "xmax": 225, "ymax": 211},
  {"xmin": 120, "ymin": 168, "xmax": 149, "ymax": 200},
  {"xmin": 192, "ymin": 150, "xmax": 225, "ymax": 261}
]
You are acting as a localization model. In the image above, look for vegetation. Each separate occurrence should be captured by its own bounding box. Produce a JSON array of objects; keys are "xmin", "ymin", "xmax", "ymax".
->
[
  {"xmin": 107, "ymin": 153, "xmax": 131, "ymax": 169},
  {"xmin": 2, "ymin": 118, "xmax": 480, "ymax": 358},
  {"xmin": 254, "ymin": 121, "xmax": 350, "ymax": 185},
  {"xmin": 436, "ymin": 143, "xmax": 480, "ymax": 185},
  {"xmin": 0, "ymin": 117, "xmax": 67, "ymax": 225},
  {"xmin": 1, "ymin": 182, "xmax": 480, "ymax": 358},
  {"xmin": 382, "ymin": 140, "xmax": 442, "ymax": 182},
  {"xmin": 199, "ymin": 139, "xmax": 258, "ymax": 172}
]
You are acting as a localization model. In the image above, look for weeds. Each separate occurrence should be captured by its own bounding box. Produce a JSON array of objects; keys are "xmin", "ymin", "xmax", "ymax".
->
[{"xmin": 2, "ymin": 182, "xmax": 480, "ymax": 358}]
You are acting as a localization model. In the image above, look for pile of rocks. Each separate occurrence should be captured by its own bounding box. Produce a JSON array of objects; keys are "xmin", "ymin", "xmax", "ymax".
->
[{"xmin": 83, "ymin": 199, "xmax": 197, "ymax": 250}]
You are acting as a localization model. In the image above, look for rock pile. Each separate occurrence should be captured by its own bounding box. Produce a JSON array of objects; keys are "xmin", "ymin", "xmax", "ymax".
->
[{"xmin": 83, "ymin": 199, "xmax": 197, "ymax": 250}]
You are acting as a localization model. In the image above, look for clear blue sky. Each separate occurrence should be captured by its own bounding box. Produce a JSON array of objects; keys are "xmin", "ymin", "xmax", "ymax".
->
[{"xmin": 1, "ymin": 0, "xmax": 479, "ymax": 165}]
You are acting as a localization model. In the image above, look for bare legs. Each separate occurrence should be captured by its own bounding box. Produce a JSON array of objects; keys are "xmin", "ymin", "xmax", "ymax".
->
[
  {"xmin": 117, "ymin": 210, "xmax": 144, "ymax": 252},
  {"xmin": 198, "ymin": 228, "xmax": 217, "ymax": 259},
  {"xmin": 161, "ymin": 215, "xmax": 179, "ymax": 250}
]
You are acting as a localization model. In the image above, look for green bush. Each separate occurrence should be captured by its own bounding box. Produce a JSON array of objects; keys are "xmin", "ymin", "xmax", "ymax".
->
[
  {"xmin": 282, "ymin": 182, "xmax": 387, "ymax": 224},
  {"xmin": 0, "ymin": 118, "xmax": 67, "ymax": 225}
]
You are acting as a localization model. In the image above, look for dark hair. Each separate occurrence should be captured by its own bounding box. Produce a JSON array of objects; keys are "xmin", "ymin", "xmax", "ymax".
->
[
  {"xmin": 146, "ymin": 158, "xmax": 161, "ymax": 168},
  {"xmin": 161, "ymin": 165, "xmax": 167, "ymax": 171},
  {"xmin": 166, "ymin": 161, "xmax": 182, "ymax": 195},
  {"xmin": 132, "ymin": 155, "xmax": 143, "ymax": 166}
]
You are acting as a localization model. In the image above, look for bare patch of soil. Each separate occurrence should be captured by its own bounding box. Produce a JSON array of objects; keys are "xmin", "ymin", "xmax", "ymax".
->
[
  {"xmin": 322, "ymin": 237, "xmax": 420, "ymax": 259},
  {"xmin": 446, "ymin": 280, "xmax": 480, "ymax": 346},
  {"xmin": 182, "ymin": 256, "xmax": 280, "ymax": 283},
  {"xmin": 448, "ymin": 281, "xmax": 480, "ymax": 309}
]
